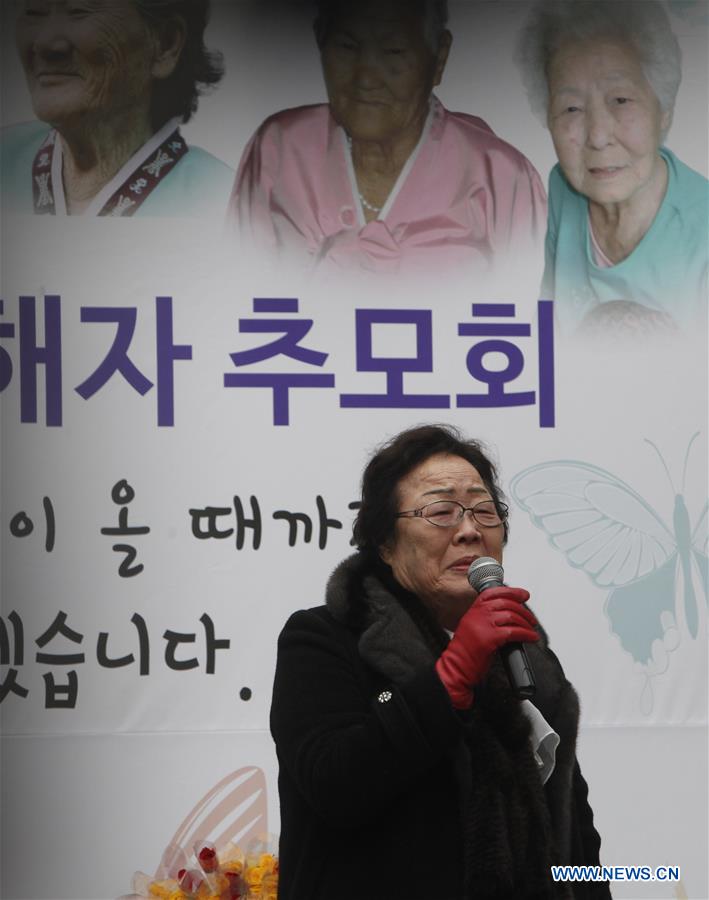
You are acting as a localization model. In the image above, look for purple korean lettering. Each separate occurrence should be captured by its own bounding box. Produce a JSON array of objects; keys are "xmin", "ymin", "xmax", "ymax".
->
[
  {"xmin": 155, "ymin": 296, "xmax": 192, "ymax": 426},
  {"xmin": 455, "ymin": 301, "xmax": 555, "ymax": 427},
  {"xmin": 19, "ymin": 295, "xmax": 63, "ymax": 425},
  {"xmin": 340, "ymin": 309, "xmax": 449, "ymax": 409},
  {"xmin": 75, "ymin": 306, "xmax": 152, "ymax": 400},
  {"xmin": 224, "ymin": 298, "xmax": 335, "ymax": 426},
  {"xmin": 0, "ymin": 299, "xmax": 15, "ymax": 393},
  {"xmin": 75, "ymin": 301, "xmax": 191, "ymax": 425}
]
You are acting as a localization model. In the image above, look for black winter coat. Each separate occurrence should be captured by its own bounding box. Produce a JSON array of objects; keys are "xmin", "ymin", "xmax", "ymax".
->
[{"xmin": 270, "ymin": 555, "xmax": 610, "ymax": 900}]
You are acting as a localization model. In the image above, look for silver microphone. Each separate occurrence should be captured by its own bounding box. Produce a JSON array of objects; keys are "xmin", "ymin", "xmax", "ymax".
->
[{"xmin": 467, "ymin": 557, "xmax": 536, "ymax": 699}]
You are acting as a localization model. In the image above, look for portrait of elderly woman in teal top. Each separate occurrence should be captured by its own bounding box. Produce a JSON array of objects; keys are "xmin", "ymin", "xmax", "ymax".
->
[
  {"xmin": 1, "ymin": 0, "xmax": 233, "ymax": 218},
  {"xmin": 517, "ymin": 1, "xmax": 708, "ymax": 335}
]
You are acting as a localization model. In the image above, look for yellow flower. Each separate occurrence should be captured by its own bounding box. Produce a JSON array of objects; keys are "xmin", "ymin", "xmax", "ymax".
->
[
  {"xmin": 221, "ymin": 858, "xmax": 244, "ymax": 875},
  {"xmin": 245, "ymin": 865, "xmax": 266, "ymax": 888},
  {"xmin": 149, "ymin": 880, "xmax": 180, "ymax": 899},
  {"xmin": 260, "ymin": 872, "xmax": 279, "ymax": 899}
]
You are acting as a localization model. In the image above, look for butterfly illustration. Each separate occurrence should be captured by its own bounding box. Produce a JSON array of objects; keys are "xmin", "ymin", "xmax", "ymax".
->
[{"xmin": 510, "ymin": 434, "xmax": 707, "ymax": 707}]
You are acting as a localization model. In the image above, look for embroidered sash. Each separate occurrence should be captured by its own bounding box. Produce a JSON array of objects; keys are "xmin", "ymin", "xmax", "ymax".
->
[{"xmin": 31, "ymin": 124, "xmax": 189, "ymax": 217}]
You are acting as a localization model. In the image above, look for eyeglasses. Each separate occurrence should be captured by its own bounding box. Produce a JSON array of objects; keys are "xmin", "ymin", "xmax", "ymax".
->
[{"xmin": 395, "ymin": 499, "xmax": 508, "ymax": 528}]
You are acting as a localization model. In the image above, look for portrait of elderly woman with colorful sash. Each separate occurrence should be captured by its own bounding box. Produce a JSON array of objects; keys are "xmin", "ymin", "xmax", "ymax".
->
[
  {"xmin": 232, "ymin": 0, "xmax": 546, "ymax": 278},
  {"xmin": 1, "ymin": 0, "xmax": 233, "ymax": 217},
  {"xmin": 517, "ymin": 0, "xmax": 708, "ymax": 335}
]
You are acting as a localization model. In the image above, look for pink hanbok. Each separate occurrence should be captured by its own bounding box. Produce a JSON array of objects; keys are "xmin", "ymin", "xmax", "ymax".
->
[{"xmin": 231, "ymin": 97, "xmax": 546, "ymax": 279}]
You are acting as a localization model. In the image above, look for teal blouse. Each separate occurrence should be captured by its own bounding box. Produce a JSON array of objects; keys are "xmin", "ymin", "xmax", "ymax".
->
[{"xmin": 542, "ymin": 148, "xmax": 708, "ymax": 333}]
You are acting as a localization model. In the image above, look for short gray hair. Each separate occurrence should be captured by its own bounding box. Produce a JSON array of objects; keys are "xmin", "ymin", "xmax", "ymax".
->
[
  {"xmin": 314, "ymin": 0, "xmax": 449, "ymax": 53},
  {"xmin": 515, "ymin": 1, "xmax": 682, "ymax": 124}
]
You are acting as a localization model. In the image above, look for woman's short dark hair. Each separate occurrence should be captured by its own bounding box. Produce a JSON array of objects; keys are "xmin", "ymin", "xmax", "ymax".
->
[
  {"xmin": 314, "ymin": 0, "xmax": 449, "ymax": 51},
  {"xmin": 135, "ymin": 0, "xmax": 224, "ymax": 129},
  {"xmin": 353, "ymin": 424, "xmax": 509, "ymax": 563}
]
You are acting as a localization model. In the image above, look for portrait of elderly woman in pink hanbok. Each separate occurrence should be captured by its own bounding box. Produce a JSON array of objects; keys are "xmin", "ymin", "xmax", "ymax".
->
[
  {"xmin": 231, "ymin": 0, "xmax": 547, "ymax": 278},
  {"xmin": 517, "ymin": 0, "xmax": 708, "ymax": 335},
  {"xmin": 1, "ymin": 0, "xmax": 233, "ymax": 217}
]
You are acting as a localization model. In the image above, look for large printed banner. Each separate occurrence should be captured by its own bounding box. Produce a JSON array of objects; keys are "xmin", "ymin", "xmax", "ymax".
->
[{"xmin": 1, "ymin": 3, "xmax": 707, "ymax": 899}]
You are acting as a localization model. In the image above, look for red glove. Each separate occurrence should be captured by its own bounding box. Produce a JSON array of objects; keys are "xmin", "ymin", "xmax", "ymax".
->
[{"xmin": 435, "ymin": 586, "xmax": 539, "ymax": 709}]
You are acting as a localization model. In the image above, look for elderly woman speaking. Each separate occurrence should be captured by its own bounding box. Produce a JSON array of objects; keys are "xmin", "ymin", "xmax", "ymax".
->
[
  {"xmin": 1, "ymin": 0, "xmax": 232, "ymax": 217},
  {"xmin": 233, "ymin": 0, "xmax": 546, "ymax": 278},
  {"xmin": 517, "ymin": 1, "xmax": 708, "ymax": 333},
  {"xmin": 271, "ymin": 425, "xmax": 608, "ymax": 900}
]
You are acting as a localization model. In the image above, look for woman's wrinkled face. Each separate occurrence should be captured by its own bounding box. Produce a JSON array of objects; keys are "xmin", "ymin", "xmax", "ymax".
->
[
  {"xmin": 380, "ymin": 453, "xmax": 504, "ymax": 631},
  {"xmin": 320, "ymin": 0, "xmax": 449, "ymax": 143},
  {"xmin": 547, "ymin": 38, "xmax": 669, "ymax": 208},
  {"xmin": 15, "ymin": 0, "xmax": 161, "ymax": 128}
]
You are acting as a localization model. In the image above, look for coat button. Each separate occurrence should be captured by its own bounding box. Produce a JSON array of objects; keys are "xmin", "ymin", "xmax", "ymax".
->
[
  {"xmin": 377, "ymin": 690, "xmax": 393, "ymax": 703},
  {"xmin": 340, "ymin": 207, "xmax": 356, "ymax": 227}
]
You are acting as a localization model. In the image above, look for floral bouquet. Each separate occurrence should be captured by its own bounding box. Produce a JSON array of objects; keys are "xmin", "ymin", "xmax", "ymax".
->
[{"xmin": 131, "ymin": 838, "xmax": 278, "ymax": 900}]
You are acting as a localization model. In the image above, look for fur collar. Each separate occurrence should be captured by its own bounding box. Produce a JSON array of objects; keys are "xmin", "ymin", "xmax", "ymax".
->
[
  {"xmin": 325, "ymin": 553, "xmax": 574, "ymax": 716},
  {"xmin": 326, "ymin": 553, "xmax": 436, "ymax": 681}
]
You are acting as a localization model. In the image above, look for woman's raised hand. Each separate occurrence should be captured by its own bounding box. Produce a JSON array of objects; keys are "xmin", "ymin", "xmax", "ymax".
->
[{"xmin": 435, "ymin": 587, "xmax": 539, "ymax": 709}]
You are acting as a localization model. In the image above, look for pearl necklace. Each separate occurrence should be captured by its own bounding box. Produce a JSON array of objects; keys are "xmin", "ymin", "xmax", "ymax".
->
[
  {"xmin": 359, "ymin": 193, "xmax": 382, "ymax": 214},
  {"xmin": 346, "ymin": 134, "xmax": 383, "ymax": 215}
]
